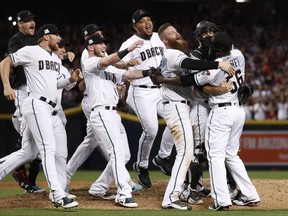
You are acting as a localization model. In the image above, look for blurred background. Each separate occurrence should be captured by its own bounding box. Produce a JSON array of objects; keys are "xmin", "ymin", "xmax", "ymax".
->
[{"xmin": 0, "ymin": 0, "xmax": 287, "ymax": 170}]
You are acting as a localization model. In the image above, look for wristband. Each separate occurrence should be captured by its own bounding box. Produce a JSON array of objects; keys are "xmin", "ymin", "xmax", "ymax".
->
[
  {"xmin": 142, "ymin": 70, "xmax": 149, "ymax": 77},
  {"xmin": 117, "ymin": 48, "xmax": 129, "ymax": 59}
]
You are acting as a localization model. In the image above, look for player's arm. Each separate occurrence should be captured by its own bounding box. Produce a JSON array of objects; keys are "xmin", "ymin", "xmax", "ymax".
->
[
  {"xmin": 57, "ymin": 68, "xmax": 83, "ymax": 89},
  {"xmin": 180, "ymin": 58, "xmax": 234, "ymax": 76},
  {"xmin": 114, "ymin": 59, "xmax": 141, "ymax": 70},
  {"xmin": 99, "ymin": 40, "xmax": 144, "ymax": 69},
  {"xmin": 151, "ymin": 74, "xmax": 182, "ymax": 86},
  {"xmin": 202, "ymin": 80, "xmax": 233, "ymax": 95},
  {"xmin": 123, "ymin": 67, "xmax": 160, "ymax": 80},
  {"xmin": 0, "ymin": 56, "xmax": 16, "ymax": 100},
  {"xmin": 151, "ymin": 72, "xmax": 196, "ymax": 87}
]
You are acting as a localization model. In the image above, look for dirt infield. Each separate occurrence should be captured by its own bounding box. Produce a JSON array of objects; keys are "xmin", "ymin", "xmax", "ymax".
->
[{"xmin": 0, "ymin": 179, "xmax": 287, "ymax": 210}]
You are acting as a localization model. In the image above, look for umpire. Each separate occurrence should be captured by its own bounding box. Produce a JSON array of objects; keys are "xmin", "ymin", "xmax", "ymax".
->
[{"xmin": 8, "ymin": 10, "xmax": 44, "ymax": 193}]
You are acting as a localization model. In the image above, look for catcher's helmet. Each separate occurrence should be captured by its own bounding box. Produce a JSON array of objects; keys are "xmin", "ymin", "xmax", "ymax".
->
[{"xmin": 194, "ymin": 20, "xmax": 220, "ymax": 42}]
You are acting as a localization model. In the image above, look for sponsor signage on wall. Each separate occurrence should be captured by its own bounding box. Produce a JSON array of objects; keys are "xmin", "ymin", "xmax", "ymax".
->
[{"xmin": 239, "ymin": 131, "xmax": 288, "ymax": 166}]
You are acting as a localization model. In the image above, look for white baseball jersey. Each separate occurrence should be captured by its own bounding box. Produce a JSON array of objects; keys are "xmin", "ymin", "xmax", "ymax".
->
[
  {"xmin": 159, "ymin": 49, "xmax": 193, "ymax": 102},
  {"xmin": 83, "ymin": 57, "xmax": 123, "ymax": 109},
  {"xmin": 120, "ymin": 33, "xmax": 165, "ymax": 85},
  {"xmin": 11, "ymin": 45, "xmax": 61, "ymax": 102},
  {"xmin": 194, "ymin": 49, "xmax": 244, "ymax": 105}
]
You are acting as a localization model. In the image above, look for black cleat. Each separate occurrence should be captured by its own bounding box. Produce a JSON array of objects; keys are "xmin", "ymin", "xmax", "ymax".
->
[
  {"xmin": 198, "ymin": 188, "xmax": 211, "ymax": 197},
  {"xmin": 133, "ymin": 162, "xmax": 151, "ymax": 188},
  {"xmin": 152, "ymin": 155, "xmax": 172, "ymax": 176}
]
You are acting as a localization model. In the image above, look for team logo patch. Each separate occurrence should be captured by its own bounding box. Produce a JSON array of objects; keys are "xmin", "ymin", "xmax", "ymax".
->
[{"xmin": 200, "ymin": 70, "xmax": 210, "ymax": 76}]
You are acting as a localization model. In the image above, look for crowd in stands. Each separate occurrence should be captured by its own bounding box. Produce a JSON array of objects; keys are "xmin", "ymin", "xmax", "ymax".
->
[{"xmin": 1, "ymin": 1, "xmax": 288, "ymax": 120}]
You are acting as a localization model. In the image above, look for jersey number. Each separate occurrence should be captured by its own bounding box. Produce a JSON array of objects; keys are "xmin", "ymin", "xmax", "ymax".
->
[{"xmin": 226, "ymin": 69, "xmax": 244, "ymax": 93}]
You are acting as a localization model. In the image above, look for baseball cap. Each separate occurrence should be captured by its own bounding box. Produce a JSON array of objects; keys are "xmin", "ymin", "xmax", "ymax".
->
[
  {"xmin": 131, "ymin": 9, "xmax": 151, "ymax": 24},
  {"xmin": 203, "ymin": 32, "xmax": 233, "ymax": 52},
  {"xmin": 85, "ymin": 34, "xmax": 110, "ymax": 47},
  {"xmin": 83, "ymin": 24, "xmax": 104, "ymax": 37},
  {"xmin": 16, "ymin": 10, "xmax": 36, "ymax": 22},
  {"xmin": 37, "ymin": 24, "xmax": 65, "ymax": 39}
]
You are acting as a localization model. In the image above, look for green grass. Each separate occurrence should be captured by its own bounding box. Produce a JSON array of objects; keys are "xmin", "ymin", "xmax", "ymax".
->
[{"xmin": 0, "ymin": 209, "xmax": 288, "ymax": 216}]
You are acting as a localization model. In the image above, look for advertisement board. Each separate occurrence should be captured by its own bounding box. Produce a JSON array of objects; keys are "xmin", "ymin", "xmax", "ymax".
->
[{"xmin": 239, "ymin": 131, "xmax": 288, "ymax": 166}]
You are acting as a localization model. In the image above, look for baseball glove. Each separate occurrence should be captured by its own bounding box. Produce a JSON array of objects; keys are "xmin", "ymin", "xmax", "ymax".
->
[
  {"xmin": 148, "ymin": 67, "xmax": 162, "ymax": 85},
  {"xmin": 237, "ymin": 82, "xmax": 254, "ymax": 104}
]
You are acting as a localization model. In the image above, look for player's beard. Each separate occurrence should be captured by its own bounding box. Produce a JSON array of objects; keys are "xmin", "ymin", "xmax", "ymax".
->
[
  {"xmin": 50, "ymin": 43, "xmax": 59, "ymax": 52},
  {"xmin": 167, "ymin": 36, "xmax": 188, "ymax": 54}
]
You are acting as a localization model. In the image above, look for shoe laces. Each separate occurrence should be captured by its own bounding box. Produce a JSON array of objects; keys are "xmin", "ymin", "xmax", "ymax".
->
[
  {"xmin": 32, "ymin": 185, "xmax": 41, "ymax": 190},
  {"xmin": 62, "ymin": 197, "xmax": 73, "ymax": 205},
  {"xmin": 125, "ymin": 198, "xmax": 135, "ymax": 203}
]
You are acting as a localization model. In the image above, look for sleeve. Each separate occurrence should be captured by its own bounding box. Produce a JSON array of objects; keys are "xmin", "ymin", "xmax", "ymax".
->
[
  {"xmin": 10, "ymin": 46, "xmax": 31, "ymax": 67},
  {"xmin": 181, "ymin": 58, "xmax": 219, "ymax": 70},
  {"xmin": 194, "ymin": 69, "xmax": 221, "ymax": 86},
  {"xmin": 62, "ymin": 67, "xmax": 77, "ymax": 91}
]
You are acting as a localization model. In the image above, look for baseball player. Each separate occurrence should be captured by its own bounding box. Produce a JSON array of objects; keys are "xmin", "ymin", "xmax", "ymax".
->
[
  {"xmin": 83, "ymin": 33, "xmax": 152, "ymax": 207},
  {"xmin": 47, "ymin": 39, "xmax": 78, "ymax": 202},
  {"xmin": 153, "ymin": 31, "xmax": 260, "ymax": 211},
  {"xmin": 66, "ymin": 24, "xmax": 142, "ymax": 198},
  {"xmin": 0, "ymin": 24, "xmax": 82, "ymax": 209},
  {"xmin": 180, "ymin": 20, "xmax": 241, "ymax": 204},
  {"xmin": 118, "ymin": 9, "xmax": 175, "ymax": 188},
  {"xmin": 156, "ymin": 23, "xmax": 234, "ymax": 211},
  {"xmin": 66, "ymin": 24, "xmax": 112, "ymax": 195},
  {"xmin": 7, "ymin": 9, "xmax": 44, "ymax": 193}
]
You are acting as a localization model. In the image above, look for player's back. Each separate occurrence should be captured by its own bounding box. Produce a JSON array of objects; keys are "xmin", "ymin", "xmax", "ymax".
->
[{"xmin": 208, "ymin": 48, "xmax": 245, "ymax": 106}]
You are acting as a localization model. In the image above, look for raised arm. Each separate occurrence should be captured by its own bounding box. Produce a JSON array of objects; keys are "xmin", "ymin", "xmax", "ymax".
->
[
  {"xmin": 99, "ymin": 40, "xmax": 144, "ymax": 68},
  {"xmin": 0, "ymin": 56, "xmax": 15, "ymax": 100}
]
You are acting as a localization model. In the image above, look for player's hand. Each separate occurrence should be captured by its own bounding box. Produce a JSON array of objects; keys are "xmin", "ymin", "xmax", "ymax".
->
[
  {"xmin": 127, "ymin": 40, "xmax": 144, "ymax": 52},
  {"xmin": 125, "ymin": 59, "xmax": 141, "ymax": 67},
  {"xmin": 70, "ymin": 69, "xmax": 83, "ymax": 82},
  {"xmin": 3, "ymin": 86, "xmax": 16, "ymax": 101},
  {"xmin": 67, "ymin": 51, "xmax": 75, "ymax": 62},
  {"xmin": 149, "ymin": 67, "xmax": 164, "ymax": 85},
  {"xmin": 218, "ymin": 60, "xmax": 235, "ymax": 76},
  {"xmin": 216, "ymin": 80, "xmax": 233, "ymax": 94}
]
